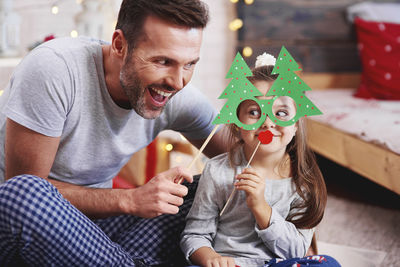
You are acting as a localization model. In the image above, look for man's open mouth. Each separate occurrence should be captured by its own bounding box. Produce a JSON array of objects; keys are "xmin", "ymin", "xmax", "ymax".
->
[{"xmin": 148, "ymin": 87, "xmax": 172, "ymax": 106}]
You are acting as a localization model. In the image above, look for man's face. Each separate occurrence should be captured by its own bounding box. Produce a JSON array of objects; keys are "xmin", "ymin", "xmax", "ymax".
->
[{"xmin": 120, "ymin": 16, "xmax": 203, "ymax": 119}]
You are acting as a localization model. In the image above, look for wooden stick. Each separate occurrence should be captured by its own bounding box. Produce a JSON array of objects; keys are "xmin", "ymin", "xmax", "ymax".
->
[
  {"xmin": 219, "ymin": 141, "xmax": 261, "ymax": 216},
  {"xmin": 177, "ymin": 124, "xmax": 220, "ymax": 184}
]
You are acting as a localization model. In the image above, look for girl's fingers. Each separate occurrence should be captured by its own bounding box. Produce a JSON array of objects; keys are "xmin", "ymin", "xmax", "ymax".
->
[
  {"xmin": 235, "ymin": 179, "xmax": 258, "ymax": 189},
  {"xmin": 236, "ymin": 173, "xmax": 260, "ymax": 184},
  {"xmin": 242, "ymin": 168, "xmax": 260, "ymax": 176}
]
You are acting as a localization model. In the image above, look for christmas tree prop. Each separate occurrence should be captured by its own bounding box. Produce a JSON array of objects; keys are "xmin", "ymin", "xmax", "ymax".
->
[
  {"xmin": 214, "ymin": 47, "xmax": 322, "ymax": 129},
  {"xmin": 179, "ymin": 47, "xmax": 322, "ymax": 185},
  {"xmin": 212, "ymin": 52, "xmax": 267, "ymax": 130},
  {"xmin": 261, "ymin": 46, "xmax": 323, "ymax": 126},
  {"xmin": 178, "ymin": 52, "xmax": 262, "ymax": 183},
  {"xmin": 217, "ymin": 47, "xmax": 323, "ymax": 215}
]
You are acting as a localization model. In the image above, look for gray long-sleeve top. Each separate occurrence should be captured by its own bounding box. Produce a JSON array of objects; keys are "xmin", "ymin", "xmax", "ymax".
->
[{"xmin": 180, "ymin": 149, "xmax": 314, "ymax": 267}]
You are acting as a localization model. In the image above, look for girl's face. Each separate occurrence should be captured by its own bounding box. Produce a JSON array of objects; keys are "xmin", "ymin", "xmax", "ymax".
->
[{"xmin": 238, "ymin": 81, "xmax": 297, "ymax": 155}]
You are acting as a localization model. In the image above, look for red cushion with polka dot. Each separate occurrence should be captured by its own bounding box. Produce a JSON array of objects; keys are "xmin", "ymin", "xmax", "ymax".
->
[{"xmin": 354, "ymin": 18, "xmax": 400, "ymax": 100}]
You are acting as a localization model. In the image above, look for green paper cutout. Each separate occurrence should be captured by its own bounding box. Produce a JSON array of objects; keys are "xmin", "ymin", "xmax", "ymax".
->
[
  {"xmin": 212, "ymin": 52, "xmax": 266, "ymax": 130},
  {"xmin": 213, "ymin": 47, "xmax": 322, "ymax": 129},
  {"xmin": 266, "ymin": 46, "xmax": 322, "ymax": 126}
]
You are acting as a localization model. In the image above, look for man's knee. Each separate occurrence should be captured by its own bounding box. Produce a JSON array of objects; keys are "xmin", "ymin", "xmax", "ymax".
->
[
  {"xmin": 2, "ymin": 173, "xmax": 54, "ymax": 190},
  {"xmin": 0, "ymin": 174, "xmax": 59, "ymax": 209}
]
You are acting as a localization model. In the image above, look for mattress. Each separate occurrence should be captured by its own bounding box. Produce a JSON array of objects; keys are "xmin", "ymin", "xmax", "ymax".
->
[{"xmin": 307, "ymin": 89, "xmax": 400, "ymax": 155}]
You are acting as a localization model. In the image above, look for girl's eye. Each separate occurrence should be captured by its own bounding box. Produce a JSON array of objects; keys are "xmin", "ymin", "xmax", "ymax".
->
[
  {"xmin": 249, "ymin": 109, "xmax": 261, "ymax": 117},
  {"xmin": 276, "ymin": 110, "xmax": 288, "ymax": 117}
]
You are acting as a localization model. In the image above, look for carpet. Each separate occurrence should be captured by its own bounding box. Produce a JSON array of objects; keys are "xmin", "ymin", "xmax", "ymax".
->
[{"xmin": 318, "ymin": 241, "xmax": 387, "ymax": 267}]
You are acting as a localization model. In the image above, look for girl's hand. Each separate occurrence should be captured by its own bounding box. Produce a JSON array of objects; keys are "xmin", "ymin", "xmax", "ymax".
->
[
  {"xmin": 206, "ymin": 255, "xmax": 236, "ymax": 267},
  {"xmin": 235, "ymin": 168, "xmax": 272, "ymax": 229},
  {"xmin": 190, "ymin": 247, "xmax": 237, "ymax": 267},
  {"xmin": 235, "ymin": 168, "xmax": 266, "ymax": 211}
]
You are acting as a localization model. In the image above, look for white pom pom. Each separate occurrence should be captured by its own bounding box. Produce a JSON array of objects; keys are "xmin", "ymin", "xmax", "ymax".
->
[{"xmin": 255, "ymin": 52, "xmax": 276, "ymax": 67}]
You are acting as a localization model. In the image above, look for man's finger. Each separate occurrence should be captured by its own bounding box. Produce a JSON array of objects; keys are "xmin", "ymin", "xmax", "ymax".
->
[
  {"xmin": 168, "ymin": 182, "xmax": 189, "ymax": 197},
  {"xmin": 161, "ymin": 166, "xmax": 193, "ymax": 183},
  {"xmin": 159, "ymin": 202, "xmax": 180, "ymax": 215},
  {"xmin": 166, "ymin": 193, "xmax": 184, "ymax": 207}
]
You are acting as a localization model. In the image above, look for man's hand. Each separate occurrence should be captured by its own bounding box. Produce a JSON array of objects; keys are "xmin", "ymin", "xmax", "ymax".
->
[{"xmin": 121, "ymin": 166, "xmax": 193, "ymax": 218}]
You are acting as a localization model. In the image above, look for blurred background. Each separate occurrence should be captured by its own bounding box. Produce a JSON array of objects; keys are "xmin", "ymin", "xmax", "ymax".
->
[
  {"xmin": 2, "ymin": 0, "xmax": 396, "ymax": 106},
  {"xmin": 0, "ymin": 1, "xmax": 399, "ymax": 266}
]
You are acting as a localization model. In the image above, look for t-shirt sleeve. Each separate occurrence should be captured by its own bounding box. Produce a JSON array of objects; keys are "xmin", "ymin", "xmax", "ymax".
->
[
  {"xmin": 3, "ymin": 47, "xmax": 73, "ymax": 137},
  {"xmin": 180, "ymin": 160, "xmax": 220, "ymax": 262},
  {"xmin": 167, "ymin": 84, "xmax": 217, "ymax": 140},
  {"xmin": 254, "ymin": 195, "xmax": 314, "ymax": 259}
]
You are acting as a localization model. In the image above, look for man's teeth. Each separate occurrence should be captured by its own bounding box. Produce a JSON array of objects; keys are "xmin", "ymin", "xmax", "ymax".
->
[{"xmin": 151, "ymin": 87, "xmax": 172, "ymax": 97}]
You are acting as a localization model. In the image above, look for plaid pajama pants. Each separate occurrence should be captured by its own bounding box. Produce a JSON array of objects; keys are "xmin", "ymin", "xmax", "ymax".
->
[{"xmin": 0, "ymin": 175, "xmax": 198, "ymax": 267}]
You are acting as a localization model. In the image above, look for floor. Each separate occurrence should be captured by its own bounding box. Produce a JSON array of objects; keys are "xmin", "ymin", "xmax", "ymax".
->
[{"xmin": 315, "ymin": 155, "xmax": 400, "ymax": 267}]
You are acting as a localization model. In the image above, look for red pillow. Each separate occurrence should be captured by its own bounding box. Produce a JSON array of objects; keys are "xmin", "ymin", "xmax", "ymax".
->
[{"xmin": 354, "ymin": 18, "xmax": 400, "ymax": 100}]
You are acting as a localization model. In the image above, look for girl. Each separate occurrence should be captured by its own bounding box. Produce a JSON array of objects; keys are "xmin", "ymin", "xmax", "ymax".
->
[{"xmin": 180, "ymin": 54, "xmax": 339, "ymax": 267}]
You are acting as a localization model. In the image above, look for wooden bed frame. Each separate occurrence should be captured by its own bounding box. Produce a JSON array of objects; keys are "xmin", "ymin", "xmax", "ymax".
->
[
  {"xmin": 302, "ymin": 73, "xmax": 400, "ymax": 195},
  {"xmin": 307, "ymin": 119, "xmax": 400, "ymax": 195}
]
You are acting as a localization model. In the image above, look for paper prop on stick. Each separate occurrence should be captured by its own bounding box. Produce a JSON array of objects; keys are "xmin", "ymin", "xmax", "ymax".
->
[
  {"xmin": 263, "ymin": 46, "xmax": 323, "ymax": 126},
  {"xmin": 212, "ymin": 52, "xmax": 265, "ymax": 130},
  {"xmin": 219, "ymin": 131, "xmax": 271, "ymax": 216},
  {"xmin": 179, "ymin": 47, "xmax": 322, "ymax": 186},
  {"xmin": 217, "ymin": 47, "xmax": 323, "ymax": 216},
  {"xmin": 178, "ymin": 53, "xmax": 259, "ymax": 183},
  {"xmin": 213, "ymin": 47, "xmax": 322, "ymax": 130}
]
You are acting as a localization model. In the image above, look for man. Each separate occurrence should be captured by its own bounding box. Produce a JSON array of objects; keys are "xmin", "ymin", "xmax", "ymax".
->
[{"xmin": 0, "ymin": 0, "xmax": 225, "ymax": 265}]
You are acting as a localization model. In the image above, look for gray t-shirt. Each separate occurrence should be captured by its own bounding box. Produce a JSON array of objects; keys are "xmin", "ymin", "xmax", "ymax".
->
[
  {"xmin": 0, "ymin": 37, "xmax": 217, "ymax": 187},
  {"xmin": 180, "ymin": 148, "xmax": 313, "ymax": 267}
]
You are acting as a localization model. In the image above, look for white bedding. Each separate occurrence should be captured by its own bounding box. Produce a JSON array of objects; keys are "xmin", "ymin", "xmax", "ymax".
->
[{"xmin": 307, "ymin": 89, "xmax": 400, "ymax": 155}]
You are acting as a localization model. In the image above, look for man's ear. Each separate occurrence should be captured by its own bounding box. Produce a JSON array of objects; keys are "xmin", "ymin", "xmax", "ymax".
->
[{"xmin": 111, "ymin": 29, "xmax": 127, "ymax": 59}]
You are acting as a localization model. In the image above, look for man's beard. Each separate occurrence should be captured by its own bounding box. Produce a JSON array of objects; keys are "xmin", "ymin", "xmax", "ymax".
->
[{"xmin": 120, "ymin": 63, "xmax": 164, "ymax": 120}]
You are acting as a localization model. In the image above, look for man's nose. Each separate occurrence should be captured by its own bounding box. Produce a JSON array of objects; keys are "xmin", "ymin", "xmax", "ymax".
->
[{"xmin": 165, "ymin": 67, "xmax": 185, "ymax": 91}]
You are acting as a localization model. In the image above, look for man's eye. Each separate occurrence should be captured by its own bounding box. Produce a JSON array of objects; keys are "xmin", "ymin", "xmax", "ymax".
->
[
  {"xmin": 158, "ymin": 59, "xmax": 168, "ymax": 65},
  {"xmin": 184, "ymin": 62, "xmax": 195, "ymax": 69}
]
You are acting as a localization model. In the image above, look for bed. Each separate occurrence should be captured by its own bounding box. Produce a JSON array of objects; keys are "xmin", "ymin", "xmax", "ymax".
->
[{"xmin": 306, "ymin": 88, "xmax": 400, "ymax": 195}]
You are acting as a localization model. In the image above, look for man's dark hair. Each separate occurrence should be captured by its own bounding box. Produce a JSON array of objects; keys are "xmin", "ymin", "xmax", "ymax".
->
[{"xmin": 115, "ymin": 0, "xmax": 209, "ymax": 52}]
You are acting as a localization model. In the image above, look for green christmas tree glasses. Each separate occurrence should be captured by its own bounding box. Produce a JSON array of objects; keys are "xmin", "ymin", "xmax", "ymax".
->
[{"xmin": 212, "ymin": 46, "xmax": 322, "ymax": 130}]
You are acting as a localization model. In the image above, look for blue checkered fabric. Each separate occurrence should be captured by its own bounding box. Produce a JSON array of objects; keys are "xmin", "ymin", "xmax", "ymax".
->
[{"xmin": 0, "ymin": 175, "xmax": 198, "ymax": 267}]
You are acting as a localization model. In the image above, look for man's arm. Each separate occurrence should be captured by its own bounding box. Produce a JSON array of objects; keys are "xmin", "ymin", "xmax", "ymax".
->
[
  {"xmin": 188, "ymin": 125, "xmax": 228, "ymax": 159},
  {"xmin": 5, "ymin": 118, "xmax": 192, "ymax": 219}
]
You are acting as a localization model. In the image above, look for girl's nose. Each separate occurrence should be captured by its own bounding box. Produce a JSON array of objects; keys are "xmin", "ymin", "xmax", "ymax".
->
[{"xmin": 261, "ymin": 116, "xmax": 275, "ymax": 129}]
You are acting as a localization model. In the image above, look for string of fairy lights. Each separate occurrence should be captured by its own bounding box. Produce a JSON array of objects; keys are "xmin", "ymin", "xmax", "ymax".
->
[
  {"xmin": 163, "ymin": 0, "xmax": 256, "ymax": 161},
  {"xmin": 24, "ymin": 0, "xmax": 255, "ymax": 154},
  {"xmin": 50, "ymin": 0, "xmax": 83, "ymax": 38},
  {"xmin": 229, "ymin": 0, "xmax": 254, "ymax": 58},
  {"xmin": 12, "ymin": 0, "xmax": 84, "ymax": 38},
  {"xmin": 1, "ymin": 1, "xmax": 255, "ymax": 104}
]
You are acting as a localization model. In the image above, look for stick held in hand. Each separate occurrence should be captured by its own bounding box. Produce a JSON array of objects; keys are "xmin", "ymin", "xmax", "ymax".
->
[
  {"xmin": 177, "ymin": 124, "xmax": 220, "ymax": 184},
  {"xmin": 219, "ymin": 140, "xmax": 261, "ymax": 216}
]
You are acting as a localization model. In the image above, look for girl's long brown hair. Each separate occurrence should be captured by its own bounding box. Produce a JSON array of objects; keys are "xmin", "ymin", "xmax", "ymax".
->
[{"xmin": 227, "ymin": 65, "xmax": 327, "ymax": 229}]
